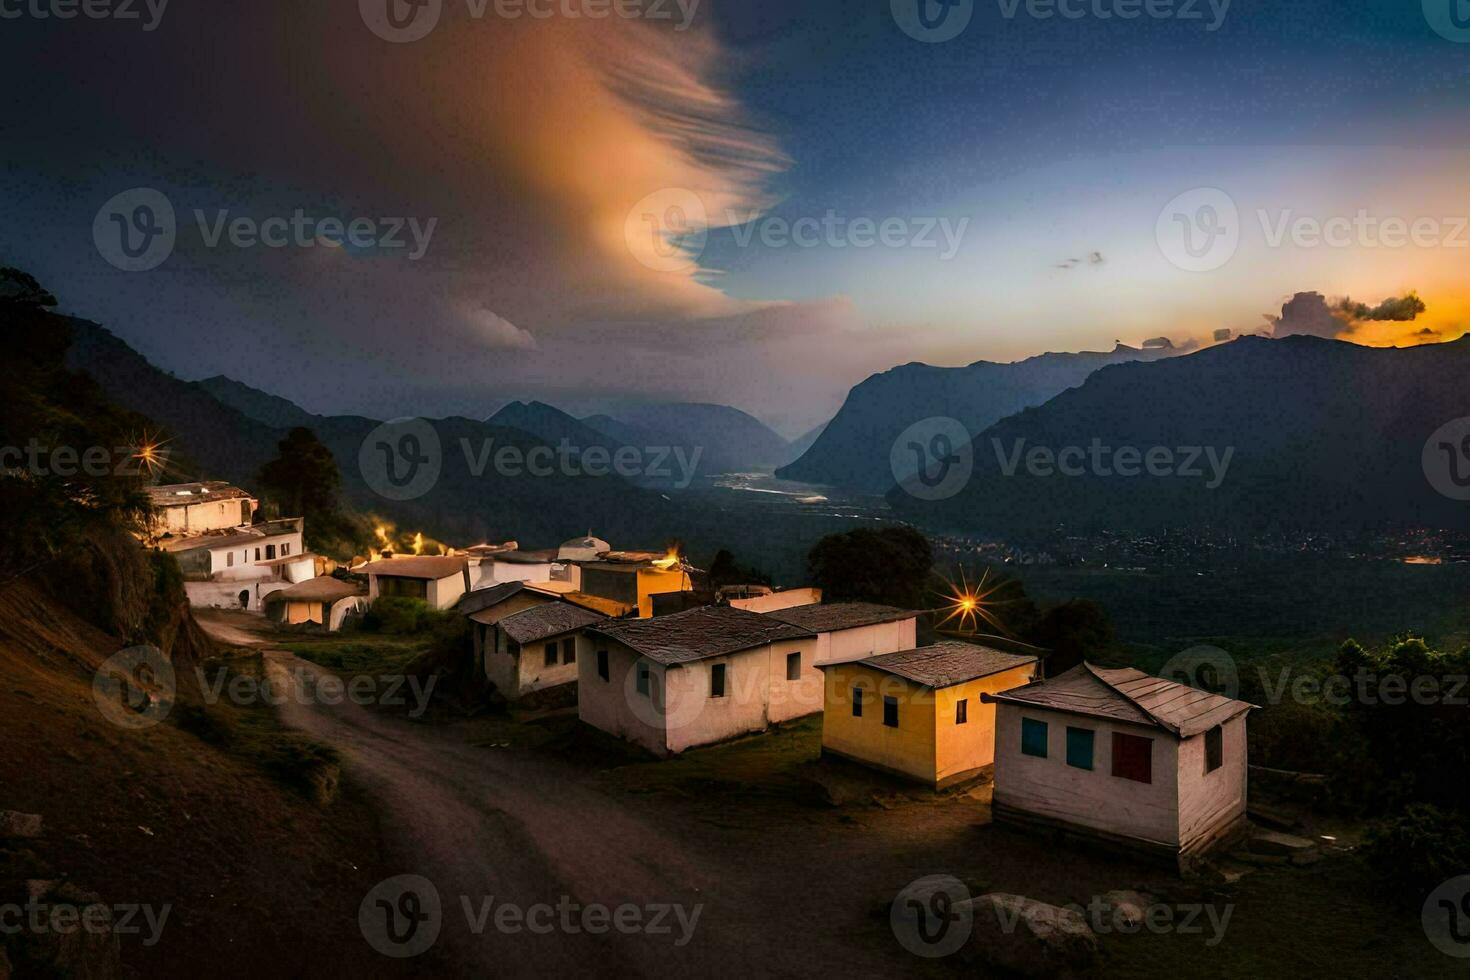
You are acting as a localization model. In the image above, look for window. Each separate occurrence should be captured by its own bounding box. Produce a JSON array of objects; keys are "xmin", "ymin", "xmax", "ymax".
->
[
  {"xmin": 226, "ymin": 551, "xmax": 235, "ymax": 568},
  {"xmin": 1021, "ymin": 718, "xmax": 1049, "ymax": 758},
  {"xmin": 1066, "ymin": 727, "xmax": 1095, "ymax": 770},
  {"xmin": 710, "ymin": 663, "xmax": 727, "ymax": 698},
  {"xmin": 852, "ymin": 688, "xmax": 864, "ymax": 717},
  {"xmin": 956, "ymin": 699, "xmax": 968, "ymax": 724},
  {"xmin": 882, "ymin": 696, "xmax": 898, "ymax": 728},
  {"xmin": 596, "ymin": 650, "xmax": 609, "ymax": 681},
  {"xmin": 282, "ymin": 543, "xmax": 291, "ymax": 556},
  {"xmin": 544, "ymin": 643, "xmax": 557, "ymax": 667},
  {"xmin": 562, "ymin": 639, "xmax": 575, "ymax": 664},
  {"xmin": 255, "ymin": 548, "xmax": 261, "ymax": 561},
  {"xmin": 636, "ymin": 662, "xmax": 650, "ymax": 696},
  {"xmin": 786, "ymin": 651, "xmax": 801, "ymax": 681},
  {"xmin": 1205, "ymin": 725, "xmax": 1224, "ymax": 773},
  {"xmin": 265, "ymin": 544, "xmax": 276, "ymax": 560},
  {"xmin": 1112, "ymin": 732, "xmax": 1154, "ymax": 784}
]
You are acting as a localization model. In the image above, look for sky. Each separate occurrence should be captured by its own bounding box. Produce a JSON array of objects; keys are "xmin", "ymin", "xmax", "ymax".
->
[{"xmin": 4, "ymin": 0, "xmax": 1470, "ymax": 436}]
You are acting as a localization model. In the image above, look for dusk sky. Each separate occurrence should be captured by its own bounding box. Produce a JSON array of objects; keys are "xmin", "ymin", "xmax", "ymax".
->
[{"xmin": 4, "ymin": 0, "xmax": 1469, "ymax": 435}]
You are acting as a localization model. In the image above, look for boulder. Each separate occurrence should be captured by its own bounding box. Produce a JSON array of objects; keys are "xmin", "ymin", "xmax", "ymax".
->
[
  {"xmin": 963, "ymin": 893, "xmax": 1100, "ymax": 978},
  {"xmin": 9, "ymin": 881, "xmax": 121, "ymax": 980},
  {"xmin": 1099, "ymin": 890, "xmax": 1157, "ymax": 931},
  {"xmin": 0, "ymin": 812, "xmax": 42, "ymax": 840}
]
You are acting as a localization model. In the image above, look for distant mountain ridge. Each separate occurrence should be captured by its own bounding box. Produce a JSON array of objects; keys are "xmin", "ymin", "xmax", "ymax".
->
[
  {"xmin": 777, "ymin": 344, "xmax": 1180, "ymax": 491},
  {"xmin": 889, "ymin": 335, "xmax": 1470, "ymax": 534},
  {"xmin": 581, "ymin": 402, "xmax": 793, "ymax": 474},
  {"xmin": 197, "ymin": 375, "xmax": 323, "ymax": 430}
]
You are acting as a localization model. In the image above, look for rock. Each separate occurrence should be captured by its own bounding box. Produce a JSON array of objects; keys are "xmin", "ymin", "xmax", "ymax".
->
[
  {"xmin": 0, "ymin": 812, "xmax": 42, "ymax": 839},
  {"xmin": 963, "ymin": 893, "xmax": 1100, "ymax": 978},
  {"xmin": 10, "ymin": 882, "xmax": 121, "ymax": 980},
  {"xmin": 1099, "ymin": 890, "xmax": 1156, "ymax": 930},
  {"xmin": 1249, "ymin": 829, "xmax": 1318, "ymax": 857}
]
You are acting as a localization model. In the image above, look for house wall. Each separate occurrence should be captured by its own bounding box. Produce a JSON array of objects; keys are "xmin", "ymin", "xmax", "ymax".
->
[
  {"xmin": 636, "ymin": 567, "xmax": 688, "ymax": 618},
  {"xmin": 821, "ymin": 665, "xmax": 937, "ymax": 784},
  {"xmin": 426, "ymin": 573, "xmax": 468, "ymax": 610},
  {"xmin": 471, "ymin": 594, "xmax": 554, "ymax": 670},
  {"xmin": 472, "ymin": 560, "xmax": 554, "ymax": 590},
  {"xmin": 205, "ymin": 531, "xmax": 305, "ymax": 581},
  {"xmin": 184, "ymin": 581, "xmax": 258, "ymax": 611},
  {"xmin": 759, "ymin": 638, "xmax": 822, "ymax": 725},
  {"xmin": 728, "ymin": 588, "xmax": 822, "ymax": 613},
  {"xmin": 1175, "ymin": 715, "xmax": 1249, "ymax": 852},
  {"xmin": 577, "ymin": 637, "xmax": 669, "ymax": 756},
  {"xmin": 490, "ymin": 628, "xmax": 580, "ymax": 698},
  {"xmin": 932, "ymin": 664, "xmax": 1038, "ymax": 786},
  {"xmin": 813, "ymin": 618, "xmax": 918, "ymax": 667},
  {"xmin": 328, "ymin": 597, "xmax": 368, "ymax": 632},
  {"xmin": 992, "ymin": 703, "xmax": 1182, "ymax": 846},
  {"xmin": 157, "ymin": 497, "xmax": 254, "ymax": 534},
  {"xmin": 661, "ymin": 644, "xmax": 784, "ymax": 755}
]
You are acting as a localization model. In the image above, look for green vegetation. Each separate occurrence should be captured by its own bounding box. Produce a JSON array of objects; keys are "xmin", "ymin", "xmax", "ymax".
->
[
  {"xmin": 255, "ymin": 426, "xmax": 369, "ymax": 558},
  {"xmin": 1363, "ymin": 803, "xmax": 1470, "ymax": 899},
  {"xmin": 360, "ymin": 595, "xmax": 455, "ymax": 635},
  {"xmin": 807, "ymin": 526, "xmax": 934, "ymax": 608}
]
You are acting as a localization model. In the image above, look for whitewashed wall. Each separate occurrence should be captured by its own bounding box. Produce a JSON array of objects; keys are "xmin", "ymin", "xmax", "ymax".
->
[{"xmin": 1175, "ymin": 715, "xmax": 1249, "ymax": 850}]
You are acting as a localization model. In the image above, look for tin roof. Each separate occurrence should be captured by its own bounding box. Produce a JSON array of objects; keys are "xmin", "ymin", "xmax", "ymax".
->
[
  {"xmin": 766, "ymin": 602, "xmax": 918, "ymax": 633},
  {"xmin": 586, "ymin": 605, "xmax": 814, "ymax": 666},
  {"xmin": 499, "ymin": 603, "xmax": 608, "ymax": 645},
  {"xmin": 835, "ymin": 642, "xmax": 1038, "ymax": 690}
]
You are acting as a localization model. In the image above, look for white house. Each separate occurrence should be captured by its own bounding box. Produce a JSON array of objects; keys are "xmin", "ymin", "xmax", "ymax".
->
[
  {"xmin": 983, "ymin": 663, "xmax": 1256, "ymax": 870},
  {"xmin": 164, "ymin": 518, "xmax": 312, "ymax": 611},
  {"xmin": 580, "ymin": 605, "xmax": 821, "ymax": 757},
  {"xmin": 764, "ymin": 602, "xmax": 920, "ymax": 667},
  {"xmin": 362, "ymin": 555, "xmax": 470, "ymax": 610},
  {"xmin": 147, "ymin": 482, "xmax": 256, "ymax": 535},
  {"xmin": 468, "ymin": 550, "xmax": 560, "ymax": 590},
  {"xmin": 486, "ymin": 603, "xmax": 608, "ymax": 700},
  {"xmin": 265, "ymin": 576, "xmax": 368, "ymax": 631}
]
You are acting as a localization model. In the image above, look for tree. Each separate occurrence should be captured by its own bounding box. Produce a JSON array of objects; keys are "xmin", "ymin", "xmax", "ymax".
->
[
  {"xmin": 256, "ymin": 428, "xmax": 354, "ymax": 552},
  {"xmin": 0, "ymin": 266, "xmax": 58, "ymax": 309},
  {"xmin": 1023, "ymin": 599, "xmax": 1115, "ymax": 674},
  {"xmin": 706, "ymin": 549, "xmax": 772, "ymax": 591},
  {"xmin": 807, "ymin": 526, "xmax": 934, "ymax": 609}
]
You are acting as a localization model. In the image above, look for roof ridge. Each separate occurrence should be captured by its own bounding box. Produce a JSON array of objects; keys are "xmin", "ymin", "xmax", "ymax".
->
[{"xmin": 1083, "ymin": 662, "xmax": 1178, "ymax": 735}]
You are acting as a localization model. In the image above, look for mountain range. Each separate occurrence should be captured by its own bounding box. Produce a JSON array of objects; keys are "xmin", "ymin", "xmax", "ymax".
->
[
  {"xmin": 888, "ymin": 335, "xmax": 1470, "ymax": 534},
  {"xmin": 777, "ymin": 344, "xmax": 1181, "ymax": 491}
]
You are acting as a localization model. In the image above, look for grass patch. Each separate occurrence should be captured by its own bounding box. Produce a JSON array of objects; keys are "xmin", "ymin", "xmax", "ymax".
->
[{"xmin": 277, "ymin": 634, "xmax": 431, "ymax": 676}]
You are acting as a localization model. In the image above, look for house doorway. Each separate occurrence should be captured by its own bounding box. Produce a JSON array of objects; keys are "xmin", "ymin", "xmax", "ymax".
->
[{"xmin": 238, "ymin": 590, "xmax": 251, "ymax": 609}]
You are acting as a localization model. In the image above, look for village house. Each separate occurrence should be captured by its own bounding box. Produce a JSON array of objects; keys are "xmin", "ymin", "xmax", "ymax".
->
[
  {"xmin": 765, "ymin": 602, "xmax": 920, "ymax": 666},
  {"xmin": 146, "ymin": 482, "xmax": 256, "ymax": 535},
  {"xmin": 163, "ymin": 518, "xmax": 313, "ymax": 611},
  {"xmin": 361, "ymin": 555, "xmax": 470, "ymax": 610},
  {"xmin": 721, "ymin": 585, "xmax": 822, "ymax": 614},
  {"xmin": 818, "ymin": 642, "xmax": 1039, "ymax": 789},
  {"xmin": 468, "ymin": 548, "xmax": 561, "ymax": 589},
  {"xmin": 486, "ymin": 602, "xmax": 609, "ymax": 700},
  {"xmin": 579, "ymin": 605, "xmax": 818, "ymax": 757},
  {"xmin": 264, "ymin": 576, "xmax": 368, "ymax": 631},
  {"xmin": 460, "ymin": 581, "xmax": 632, "ymax": 678},
  {"xmin": 575, "ymin": 551, "xmax": 690, "ymax": 618},
  {"xmin": 982, "ymin": 663, "xmax": 1256, "ymax": 869}
]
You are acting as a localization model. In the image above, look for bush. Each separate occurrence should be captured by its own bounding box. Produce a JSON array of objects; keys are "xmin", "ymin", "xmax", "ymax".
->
[
  {"xmin": 1362, "ymin": 803, "xmax": 1470, "ymax": 899},
  {"xmin": 362, "ymin": 596, "xmax": 437, "ymax": 634}
]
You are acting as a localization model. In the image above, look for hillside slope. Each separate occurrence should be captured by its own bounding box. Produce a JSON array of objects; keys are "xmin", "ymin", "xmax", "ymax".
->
[
  {"xmin": 778, "ymin": 344, "xmax": 1178, "ymax": 491},
  {"xmin": 890, "ymin": 336, "xmax": 1470, "ymax": 534}
]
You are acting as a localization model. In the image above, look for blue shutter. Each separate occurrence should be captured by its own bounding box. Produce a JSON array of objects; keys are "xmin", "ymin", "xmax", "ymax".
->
[
  {"xmin": 1021, "ymin": 717, "xmax": 1048, "ymax": 758},
  {"xmin": 1066, "ymin": 727, "xmax": 1095, "ymax": 770}
]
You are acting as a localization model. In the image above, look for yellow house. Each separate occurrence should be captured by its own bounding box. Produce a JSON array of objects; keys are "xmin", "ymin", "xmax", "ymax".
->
[{"xmin": 819, "ymin": 642, "xmax": 1040, "ymax": 789}]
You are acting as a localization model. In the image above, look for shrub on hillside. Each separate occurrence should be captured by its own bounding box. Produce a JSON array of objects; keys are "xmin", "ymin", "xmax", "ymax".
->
[{"xmin": 1362, "ymin": 803, "xmax": 1470, "ymax": 899}]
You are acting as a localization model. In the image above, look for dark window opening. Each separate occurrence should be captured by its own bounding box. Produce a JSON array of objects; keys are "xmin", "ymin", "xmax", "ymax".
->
[
  {"xmin": 710, "ymin": 663, "xmax": 727, "ymax": 698},
  {"xmin": 1112, "ymin": 732, "xmax": 1154, "ymax": 784},
  {"xmin": 1205, "ymin": 725, "xmax": 1224, "ymax": 773},
  {"xmin": 786, "ymin": 651, "xmax": 801, "ymax": 681},
  {"xmin": 852, "ymin": 688, "xmax": 864, "ymax": 717},
  {"xmin": 882, "ymin": 696, "xmax": 898, "ymax": 728},
  {"xmin": 597, "ymin": 650, "xmax": 609, "ymax": 681},
  {"xmin": 955, "ymin": 699, "xmax": 968, "ymax": 725}
]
